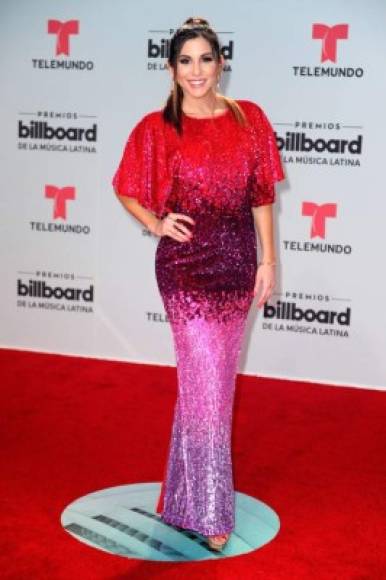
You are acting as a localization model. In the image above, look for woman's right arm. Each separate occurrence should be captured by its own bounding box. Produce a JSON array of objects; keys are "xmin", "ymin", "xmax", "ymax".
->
[
  {"xmin": 115, "ymin": 193, "xmax": 194, "ymax": 242},
  {"xmin": 112, "ymin": 115, "xmax": 193, "ymax": 241},
  {"xmin": 115, "ymin": 194, "xmax": 161, "ymax": 235}
]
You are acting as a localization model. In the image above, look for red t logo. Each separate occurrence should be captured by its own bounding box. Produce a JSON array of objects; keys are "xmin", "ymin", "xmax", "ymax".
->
[
  {"xmin": 45, "ymin": 185, "xmax": 76, "ymax": 219},
  {"xmin": 47, "ymin": 20, "xmax": 79, "ymax": 56},
  {"xmin": 312, "ymin": 24, "xmax": 349, "ymax": 63},
  {"xmin": 302, "ymin": 202, "xmax": 337, "ymax": 239}
]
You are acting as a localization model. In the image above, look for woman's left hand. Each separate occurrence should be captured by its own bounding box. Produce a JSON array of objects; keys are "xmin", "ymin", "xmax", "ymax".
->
[{"xmin": 253, "ymin": 264, "xmax": 276, "ymax": 309}]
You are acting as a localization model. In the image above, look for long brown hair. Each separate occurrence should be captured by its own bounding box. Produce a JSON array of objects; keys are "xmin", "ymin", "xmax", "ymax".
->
[{"xmin": 162, "ymin": 17, "xmax": 247, "ymax": 135}]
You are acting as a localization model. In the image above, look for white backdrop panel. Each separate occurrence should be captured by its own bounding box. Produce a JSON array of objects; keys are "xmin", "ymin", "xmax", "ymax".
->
[{"xmin": 0, "ymin": 0, "xmax": 385, "ymax": 389}]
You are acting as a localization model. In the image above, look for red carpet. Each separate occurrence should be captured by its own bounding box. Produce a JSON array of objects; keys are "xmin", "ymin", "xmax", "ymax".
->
[{"xmin": 1, "ymin": 348, "xmax": 385, "ymax": 579}]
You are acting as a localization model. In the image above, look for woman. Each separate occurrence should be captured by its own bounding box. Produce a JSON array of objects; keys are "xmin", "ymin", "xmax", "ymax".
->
[{"xmin": 112, "ymin": 16, "xmax": 284, "ymax": 551}]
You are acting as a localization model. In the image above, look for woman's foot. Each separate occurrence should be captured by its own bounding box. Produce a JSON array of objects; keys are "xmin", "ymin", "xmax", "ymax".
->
[{"xmin": 206, "ymin": 533, "xmax": 230, "ymax": 551}]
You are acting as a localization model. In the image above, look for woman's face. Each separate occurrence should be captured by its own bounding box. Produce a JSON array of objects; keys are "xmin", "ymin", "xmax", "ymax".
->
[{"xmin": 171, "ymin": 36, "xmax": 223, "ymax": 99}]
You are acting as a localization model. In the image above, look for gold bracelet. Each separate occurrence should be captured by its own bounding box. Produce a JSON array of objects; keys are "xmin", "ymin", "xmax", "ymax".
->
[{"xmin": 258, "ymin": 260, "xmax": 277, "ymax": 266}]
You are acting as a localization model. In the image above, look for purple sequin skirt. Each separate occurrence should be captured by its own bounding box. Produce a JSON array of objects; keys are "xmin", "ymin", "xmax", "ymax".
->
[{"xmin": 155, "ymin": 205, "xmax": 257, "ymax": 535}]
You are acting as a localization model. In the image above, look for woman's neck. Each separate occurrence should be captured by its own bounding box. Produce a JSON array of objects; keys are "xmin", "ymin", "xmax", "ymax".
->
[{"xmin": 182, "ymin": 93, "xmax": 226, "ymax": 117}]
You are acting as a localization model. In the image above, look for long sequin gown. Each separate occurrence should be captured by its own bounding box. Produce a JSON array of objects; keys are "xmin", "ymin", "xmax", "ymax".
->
[{"xmin": 112, "ymin": 99, "xmax": 284, "ymax": 536}]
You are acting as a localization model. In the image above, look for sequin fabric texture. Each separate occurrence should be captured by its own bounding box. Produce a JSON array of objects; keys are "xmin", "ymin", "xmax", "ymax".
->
[{"xmin": 112, "ymin": 100, "xmax": 284, "ymax": 536}]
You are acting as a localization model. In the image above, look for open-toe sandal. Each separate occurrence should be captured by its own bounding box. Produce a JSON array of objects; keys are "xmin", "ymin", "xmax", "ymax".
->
[{"xmin": 206, "ymin": 533, "xmax": 230, "ymax": 551}]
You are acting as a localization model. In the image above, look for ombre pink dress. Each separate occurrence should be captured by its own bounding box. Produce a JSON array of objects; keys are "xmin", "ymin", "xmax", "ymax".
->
[{"xmin": 112, "ymin": 99, "xmax": 284, "ymax": 536}]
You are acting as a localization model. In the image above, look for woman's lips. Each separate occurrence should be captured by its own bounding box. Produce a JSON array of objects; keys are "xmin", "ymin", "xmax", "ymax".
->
[{"xmin": 188, "ymin": 80, "xmax": 206, "ymax": 87}]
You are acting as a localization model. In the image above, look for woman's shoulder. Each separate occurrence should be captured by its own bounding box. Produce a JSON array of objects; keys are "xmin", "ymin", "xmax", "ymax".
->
[
  {"xmin": 137, "ymin": 108, "xmax": 167, "ymax": 127},
  {"xmin": 232, "ymin": 99, "xmax": 275, "ymax": 134},
  {"xmin": 123, "ymin": 109, "xmax": 166, "ymax": 143},
  {"xmin": 133, "ymin": 109, "xmax": 177, "ymax": 139},
  {"xmin": 234, "ymin": 98, "xmax": 266, "ymax": 118},
  {"xmin": 144, "ymin": 109, "xmax": 164, "ymax": 121}
]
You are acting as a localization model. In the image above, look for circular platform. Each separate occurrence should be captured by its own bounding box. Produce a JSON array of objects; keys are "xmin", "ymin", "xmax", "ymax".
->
[{"xmin": 61, "ymin": 482, "xmax": 280, "ymax": 561}]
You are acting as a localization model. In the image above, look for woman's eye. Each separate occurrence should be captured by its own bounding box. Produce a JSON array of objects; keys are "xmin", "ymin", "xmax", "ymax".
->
[{"xmin": 179, "ymin": 56, "xmax": 214, "ymax": 65}]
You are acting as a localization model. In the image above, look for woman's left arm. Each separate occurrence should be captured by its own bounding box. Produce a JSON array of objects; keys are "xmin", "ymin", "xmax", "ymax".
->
[{"xmin": 251, "ymin": 203, "xmax": 276, "ymax": 309}]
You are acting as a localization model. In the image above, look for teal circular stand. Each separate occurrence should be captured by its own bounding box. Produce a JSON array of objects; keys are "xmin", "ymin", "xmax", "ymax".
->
[{"xmin": 61, "ymin": 482, "xmax": 280, "ymax": 561}]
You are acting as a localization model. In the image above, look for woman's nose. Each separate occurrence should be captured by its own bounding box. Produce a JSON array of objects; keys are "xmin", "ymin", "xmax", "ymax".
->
[{"xmin": 192, "ymin": 61, "xmax": 201, "ymax": 75}]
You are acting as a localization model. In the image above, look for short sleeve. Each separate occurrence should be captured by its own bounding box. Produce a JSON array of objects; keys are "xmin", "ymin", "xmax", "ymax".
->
[
  {"xmin": 245, "ymin": 102, "xmax": 285, "ymax": 207},
  {"xmin": 112, "ymin": 112, "xmax": 172, "ymax": 219}
]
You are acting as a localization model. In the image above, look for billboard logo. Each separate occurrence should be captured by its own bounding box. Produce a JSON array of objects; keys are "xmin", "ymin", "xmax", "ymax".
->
[
  {"xmin": 17, "ymin": 279, "xmax": 94, "ymax": 302},
  {"xmin": 47, "ymin": 20, "xmax": 79, "ymax": 56},
  {"xmin": 45, "ymin": 185, "xmax": 75, "ymax": 219},
  {"xmin": 264, "ymin": 300, "xmax": 351, "ymax": 326},
  {"xmin": 17, "ymin": 111, "xmax": 98, "ymax": 154},
  {"xmin": 275, "ymin": 131, "xmax": 362, "ymax": 155},
  {"xmin": 18, "ymin": 120, "xmax": 97, "ymax": 142},
  {"xmin": 302, "ymin": 202, "xmax": 337, "ymax": 239},
  {"xmin": 312, "ymin": 23, "xmax": 348, "ymax": 63}
]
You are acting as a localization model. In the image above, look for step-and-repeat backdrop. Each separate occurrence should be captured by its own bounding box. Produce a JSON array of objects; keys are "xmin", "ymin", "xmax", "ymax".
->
[{"xmin": 1, "ymin": 0, "xmax": 385, "ymax": 390}]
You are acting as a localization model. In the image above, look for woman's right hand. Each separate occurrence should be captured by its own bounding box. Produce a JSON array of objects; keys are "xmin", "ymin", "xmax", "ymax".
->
[{"xmin": 154, "ymin": 212, "xmax": 195, "ymax": 242}]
